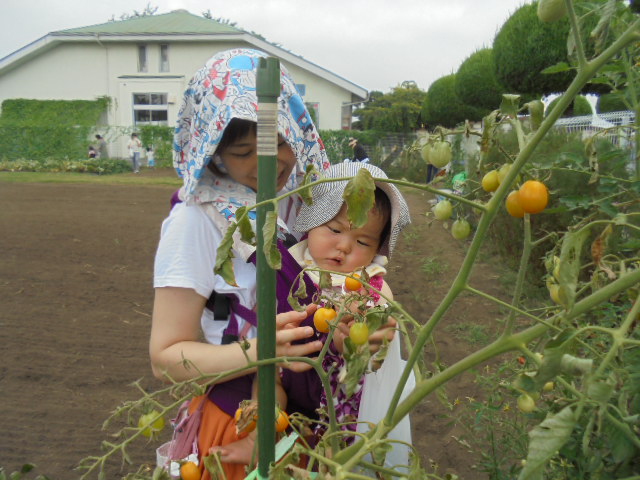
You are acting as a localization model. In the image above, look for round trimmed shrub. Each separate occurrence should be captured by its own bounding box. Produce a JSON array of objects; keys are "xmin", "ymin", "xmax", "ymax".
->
[
  {"xmin": 597, "ymin": 92, "xmax": 630, "ymax": 113},
  {"xmin": 455, "ymin": 48, "xmax": 505, "ymax": 111},
  {"xmin": 424, "ymin": 74, "xmax": 488, "ymax": 128},
  {"xmin": 493, "ymin": 2, "xmax": 573, "ymax": 95}
]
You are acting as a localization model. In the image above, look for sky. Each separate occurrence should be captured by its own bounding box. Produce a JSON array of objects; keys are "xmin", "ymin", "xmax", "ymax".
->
[{"xmin": 0, "ymin": 0, "xmax": 532, "ymax": 93}]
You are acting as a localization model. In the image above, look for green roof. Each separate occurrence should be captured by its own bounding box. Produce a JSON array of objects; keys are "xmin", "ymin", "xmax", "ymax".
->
[{"xmin": 55, "ymin": 10, "xmax": 242, "ymax": 36}]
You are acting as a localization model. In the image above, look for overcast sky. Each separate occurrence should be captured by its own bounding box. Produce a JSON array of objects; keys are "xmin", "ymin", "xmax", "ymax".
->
[{"xmin": 1, "ymin": 0, "xmax": 532, "ymax": 93}]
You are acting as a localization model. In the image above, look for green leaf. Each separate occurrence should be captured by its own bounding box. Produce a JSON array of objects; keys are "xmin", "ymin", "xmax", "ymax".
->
[
  {"xmin": 235, "ymin": 206, "xmax": 256, "ymax": 246},
  {"xmin": 318, "ymin": 271, "xmax": 332, "ymax": 290},
  {"xmin": 560, "ymin": 354, "xmax": 593, "ymax": 376},
  {"xmin": 518, "ymin": 407, "xmax": 578, "ymax": 480},
  {"xmin": 480, "ymin": 111, "xmax": 498, "ymax": 154},
  {"xmin": 262, "ymin": 210, "xmax": 282, "ymax": 270},
  {"xmin": 287, "ymin": 275, "xmax": 308, "ymax": 311},
  {"xmin": 343, "ymin": 168, "xmax": 376, "ymax": 228},
  {"xmin": 541, "ymin": 62, "xmax": 572, "ymax": 74},
  {"xmin": 214, "ymin": 222, "xmax": 238, "ymax": 286},
  {"xmin": 587, "ymin": 379, "xmax": 614, "ymax": 406},
  {"xmin": 299, "ymin": 164, "xmax": 317, "ymax": 206},
  {"xmin": 499, "ymin": 94, "xmax": 520, "ymax": 118},
  {"xmin": 525, "ymin": 100, "xmax": 544, "ymax": 130},
  {"xmin": 557, "ymin": 227, "xmax": 590, "ymax": 311},
  {"xmin": 605, "ymin": 416, "xmax": 637, "ymax": 464}
]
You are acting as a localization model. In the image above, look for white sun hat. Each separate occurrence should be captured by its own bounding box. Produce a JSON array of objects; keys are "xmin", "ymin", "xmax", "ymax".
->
[{"xmin": 294, "ymin": 163, "xmax": 410, "ymax": 257}]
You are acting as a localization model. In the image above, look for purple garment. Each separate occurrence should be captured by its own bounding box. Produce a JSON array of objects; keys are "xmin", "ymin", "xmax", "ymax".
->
[
  {"xmin": 170, "ymin": 189, "xmax": 181, "ymax": 210},
  {"xmin": 208, "ymin": 240, "xmax": 322, "ymax": 418}
]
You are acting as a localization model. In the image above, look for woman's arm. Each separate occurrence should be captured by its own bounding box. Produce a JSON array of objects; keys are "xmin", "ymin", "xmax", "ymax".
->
[{"xmin": 150, "ymin": 287, "xmax": 322, "ymax": 382}]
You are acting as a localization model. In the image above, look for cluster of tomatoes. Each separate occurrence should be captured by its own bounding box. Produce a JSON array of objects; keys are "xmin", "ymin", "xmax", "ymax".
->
[
  {"xmin": 312, "ymin": 274, "xmax": 371, "ymax": 346},
  {"xmin": 481, "ymin": 163, "xmax": 550, "ymax": 218}
]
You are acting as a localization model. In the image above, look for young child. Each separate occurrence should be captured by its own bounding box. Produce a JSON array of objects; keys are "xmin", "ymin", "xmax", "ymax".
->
[
  {"xmin": 292, "ymin": 162, "xmax": 413, "ymax": 468},
  {"xmin": 146, "ymin": 146, "xmax": 155, "ymax": 169},
  {"xmin": 225, "ymin": 162, "xmax": 412, "ymax": 469},
  {"xmin": 128, "ymin": 133, "xmax": 142, "ymax": 173}
]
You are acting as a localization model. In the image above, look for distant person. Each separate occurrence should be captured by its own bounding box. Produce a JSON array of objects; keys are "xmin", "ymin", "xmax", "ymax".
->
[
  {"xmin": 127, "ymin": 133, "xmax": 142, "ymax": 173},
  {"xmin": 146, "ymin": 146, "xmax": 155, "ymax": 169},
  {"xmin": 88, "ymin": 145, "xmax": 98, "ymax": 159},
  {"xmin": 95, "ymin": 135, "xmax": 108, "ymax": 159},
  {"xmin": 349, "ymin": 137, "xmax": 370, "ymax": 163}
]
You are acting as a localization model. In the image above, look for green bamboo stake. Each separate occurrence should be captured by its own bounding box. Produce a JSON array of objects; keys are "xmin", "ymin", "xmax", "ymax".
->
[{"xmin": 255, "ymin": 56, "xmax": 280, "ymax": 479}]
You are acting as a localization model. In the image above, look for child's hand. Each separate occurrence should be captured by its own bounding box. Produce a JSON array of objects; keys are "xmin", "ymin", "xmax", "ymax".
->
[{"xmin": 275, "ymin": 304, "xmax": 322, "ymax": 372}]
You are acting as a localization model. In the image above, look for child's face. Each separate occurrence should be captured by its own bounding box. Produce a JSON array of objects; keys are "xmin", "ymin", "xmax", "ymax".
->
[
  {"xmin": 306, "ymin": 204, "xmax": 386, "ymax": 273},
  {"xmin": 219, "ymin": 131, "xmax": 297, "ymax": 192}
]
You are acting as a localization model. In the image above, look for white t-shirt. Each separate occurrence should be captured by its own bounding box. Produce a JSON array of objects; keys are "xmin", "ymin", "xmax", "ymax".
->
[{"xmin": 154, "ymin": 202, "xmax": 259, "ymax": 345}]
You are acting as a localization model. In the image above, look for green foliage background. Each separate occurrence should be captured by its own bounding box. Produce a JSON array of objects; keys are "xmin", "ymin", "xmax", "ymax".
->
[
  {"xmin": 455, "ymin": 48, "xmax": 505, "ymax": 111},
  {"xmin": 0, "ymin": 97, "xmax": 110, "ymax": 161},
  {"xmin": 424, "ymin": 74, "xmax": 488, "ymax": 128}
]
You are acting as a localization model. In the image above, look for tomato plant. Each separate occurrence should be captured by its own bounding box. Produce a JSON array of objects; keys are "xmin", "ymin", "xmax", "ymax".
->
[
  {"xmin": 426, "ymin": 141, "xmax": 452, "ymax": 168},
  {"xmin": 505, "ymin": 190, "xmax": 525, "ymax": 218},
  {"xmin": 481, "ymin": 170, "xmax": 500, "ymax": 192},
  {"xmin": 275, "ymin": 410, "xmax": 289, "ymax": 433},
  {"xmin": 180, "ymin": 461, "xmax": 200, "ymax": 480},
  {"xmin": 349, "ymin": 323, "xmax": 369, "ymax": 346},
  {"xmin": 137, "ymin": 410, "xmax": 165, "ymax": 437},
  {"xmin": 451, "ymin": 219, "xmax": 471, "ymax": 240},
  {"xmin": 518, "ymin": 180, "xmax": 549, "ymax": 214},
  {"xmin": 344, "ymin": 274, "xmax": 362, "ymax": 292},
  {"xmin": 433, "ymin": 199, "xmax": 453, "ymax": 220},
  {"xmin": 313, "ymin": 306, "xmax": 337, "ymax": 333}
]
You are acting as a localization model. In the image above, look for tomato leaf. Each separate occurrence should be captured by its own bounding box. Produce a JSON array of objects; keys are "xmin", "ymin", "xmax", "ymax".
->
[
  {"xmin": 525, "ymin": 100, "xmax": 544, "ymax": 131},
  {"xmin": 499, "ymin": 94, "xmax": 520, "ymax": 118},
  {"xmin": 287, "ymin": 275, "xmax": 308, "ymax": 312},
  {"xmin": 557, "ymin": 227, "xmax": 590, "ymax": 311},
  {"xmin": 343, "ymin": 168, "xmax": 376, "ymax": 229},
  {"xmin": 262, "ymin": 210, "xmax": 282, "ymax": 270},
  {"xmin": 235, "ymin": 206, "xmax": 256, "ymax": 246},
  {"xmin": 318, "ymin": 271, "xmax": 332, "ymax": 290},
  {"xmin": 343, "ymin": 338, "xmax": 371, "ymax": 397},
  {"xmin": 215, "ymin": 223, "xmax": 238, "ymax": 286},
  {"xmin": 518, "ymin": 407, "xmax": 578, "ymax": 480},
  {"xmin": 299, "ymin": 164, "xmax": 317, "ymax": 206},
  {"xmin": 540, "ymin": 62, "xmax": 572, "ymax": 74},
  {"xmin": 559, "ymin": 354, "xmax": 593, "ymax": 376}
]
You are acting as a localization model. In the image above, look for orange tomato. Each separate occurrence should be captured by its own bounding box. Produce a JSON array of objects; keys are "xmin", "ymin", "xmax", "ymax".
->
[
  {"xmin": 344, "ymin": 274, "xmax": 362, "ymax": 292},
  {"xmin": 505, "ymin": 191, "xmax": 525, "ymax": 218},
  {"xmin": 180, "ymin": 461, "xmax": 200, "ymax": 480},
  {"xmin": 313, "ymin": 307, "xmax": 337, "ymax": 333},
  {"xmin": 275, "ymin": 410, "xmax": 289, "ymax": 433},
  {"xmin": 518, "ymin": 180, "xmax": 549, "ymax": 214}
]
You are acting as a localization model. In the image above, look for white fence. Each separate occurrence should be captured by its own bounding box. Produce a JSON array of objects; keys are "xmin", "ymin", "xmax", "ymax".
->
[{"xmin": 554, "ymin": 110, "xmax": 636, "ymax": 149}]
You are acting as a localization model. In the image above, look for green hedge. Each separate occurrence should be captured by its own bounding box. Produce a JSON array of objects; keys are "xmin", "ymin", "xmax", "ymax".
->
[
  {"xmin": 0, "ymin": 98, "xmax": 110, "ymax": 161},
  {"xmin": 455, "ymin": 48, "xmax": 505, "ymax": 111},
  {"xmin": 424, "ymin": 74, "xmax": 488, "ymax": 128}
]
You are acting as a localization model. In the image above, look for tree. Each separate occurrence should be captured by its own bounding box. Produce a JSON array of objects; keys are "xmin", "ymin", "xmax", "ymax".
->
[
  {"xmin": 455, "ymin": 48, "xmax": 505, "ymax": 111},
  {"xmin": 109, "ymin": 2, "xmax": 158, "ymax": 21},
  {"xmin": 353, "ymin": 84, "xmax": 427, "ymax": 132},
  {"xmin": 424, "ymin": 74, "xmax": 487, "ymax": 129}
]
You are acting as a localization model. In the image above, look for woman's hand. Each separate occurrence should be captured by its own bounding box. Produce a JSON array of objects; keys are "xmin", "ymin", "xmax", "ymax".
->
[{"xmin": 275, "ymin": 304, "xmax": 322, "ymax": 372}]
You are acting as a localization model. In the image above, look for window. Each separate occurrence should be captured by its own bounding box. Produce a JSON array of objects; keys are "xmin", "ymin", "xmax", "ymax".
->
[
  {"xmin": 133, "ymin": 93, "xmax": 168, "ymax": 126},
  {"xmin": 159, "ymin": 44, "xmax": 170, "ymax": 72},
  {"xmin": 137, "ymin": 45, "xmax": 148, "ymax": 73}
]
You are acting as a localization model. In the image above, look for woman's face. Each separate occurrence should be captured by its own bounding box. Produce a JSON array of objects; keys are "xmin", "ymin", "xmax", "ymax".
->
[{"xmin": 219, "ymin": 132, "xmax": 297, "ymax": 192}]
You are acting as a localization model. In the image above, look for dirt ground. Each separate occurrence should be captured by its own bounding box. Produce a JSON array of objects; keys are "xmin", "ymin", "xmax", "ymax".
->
[{"xmin": 0, "ymin": 168, "xmax": 512, "ymax": 479}]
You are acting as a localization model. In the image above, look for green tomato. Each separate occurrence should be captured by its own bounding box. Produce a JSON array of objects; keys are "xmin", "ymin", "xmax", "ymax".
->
[
  {"xmin": 432, "ymin": 200, "xmax": 453, "ymax": 220},
  {"xmin": 349, "ymin": 323, "xmax": 370, "ymax": 346},
  {"xmin": 138, "ymin": 410, "xmax": 165, "ymax": 437},
  {"xmin": 420, "ymin": 143, "xmax": 431, "ymax": 163},
  {"xmin": 517, "ymin": 394, "xmax": 536, "ymax": 413},
  {"xmin": 451, "ymin": 219, "xmax": 471, "ymax": 240},
  {"xmin": 428, "ymin": 141, "xmax": 452, "ymax": 168}
]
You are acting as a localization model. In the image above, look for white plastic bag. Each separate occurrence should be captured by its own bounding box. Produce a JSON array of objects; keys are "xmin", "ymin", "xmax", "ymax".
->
[{"xmin": 357, "ymin": 335, "xmax": 415, "ymax": 472}]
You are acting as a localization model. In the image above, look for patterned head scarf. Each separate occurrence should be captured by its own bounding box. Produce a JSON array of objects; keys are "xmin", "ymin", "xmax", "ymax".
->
[{"xmin": 174, "ymin": 48, "xmax": 330, "ymax": 210}]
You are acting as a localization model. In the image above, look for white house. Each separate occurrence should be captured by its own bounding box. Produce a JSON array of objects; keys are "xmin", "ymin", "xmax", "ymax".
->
[{"xmin": 0, "ymin": 10, "xmax": 367, "ymax": 157}]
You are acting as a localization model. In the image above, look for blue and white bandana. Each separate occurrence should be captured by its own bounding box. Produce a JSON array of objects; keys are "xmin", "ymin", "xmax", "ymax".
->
[{"xmin": 174, "ymin": 48, "xmax": 330, "ymax": 217}]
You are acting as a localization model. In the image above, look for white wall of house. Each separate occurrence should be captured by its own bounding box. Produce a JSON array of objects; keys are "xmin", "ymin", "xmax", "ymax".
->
[{"xmin": 0, "ymin": 40, "xmax": 358, "ymax": 158}]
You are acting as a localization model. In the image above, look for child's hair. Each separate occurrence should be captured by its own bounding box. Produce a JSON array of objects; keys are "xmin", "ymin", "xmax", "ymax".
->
[{"xmin": 372, "ymin": 188, "xmax": 391, "ymax": 250}]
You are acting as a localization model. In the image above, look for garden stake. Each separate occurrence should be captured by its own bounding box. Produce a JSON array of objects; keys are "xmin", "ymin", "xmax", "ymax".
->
[{"xmin": 255, "ymin": 56, "xmax": 280, "ymax": 479}]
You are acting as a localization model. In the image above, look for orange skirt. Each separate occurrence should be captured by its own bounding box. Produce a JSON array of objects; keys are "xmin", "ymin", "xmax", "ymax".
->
[{"xmin": 188, "ymin": 395, "xmax": 249, "ymax": 480}]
